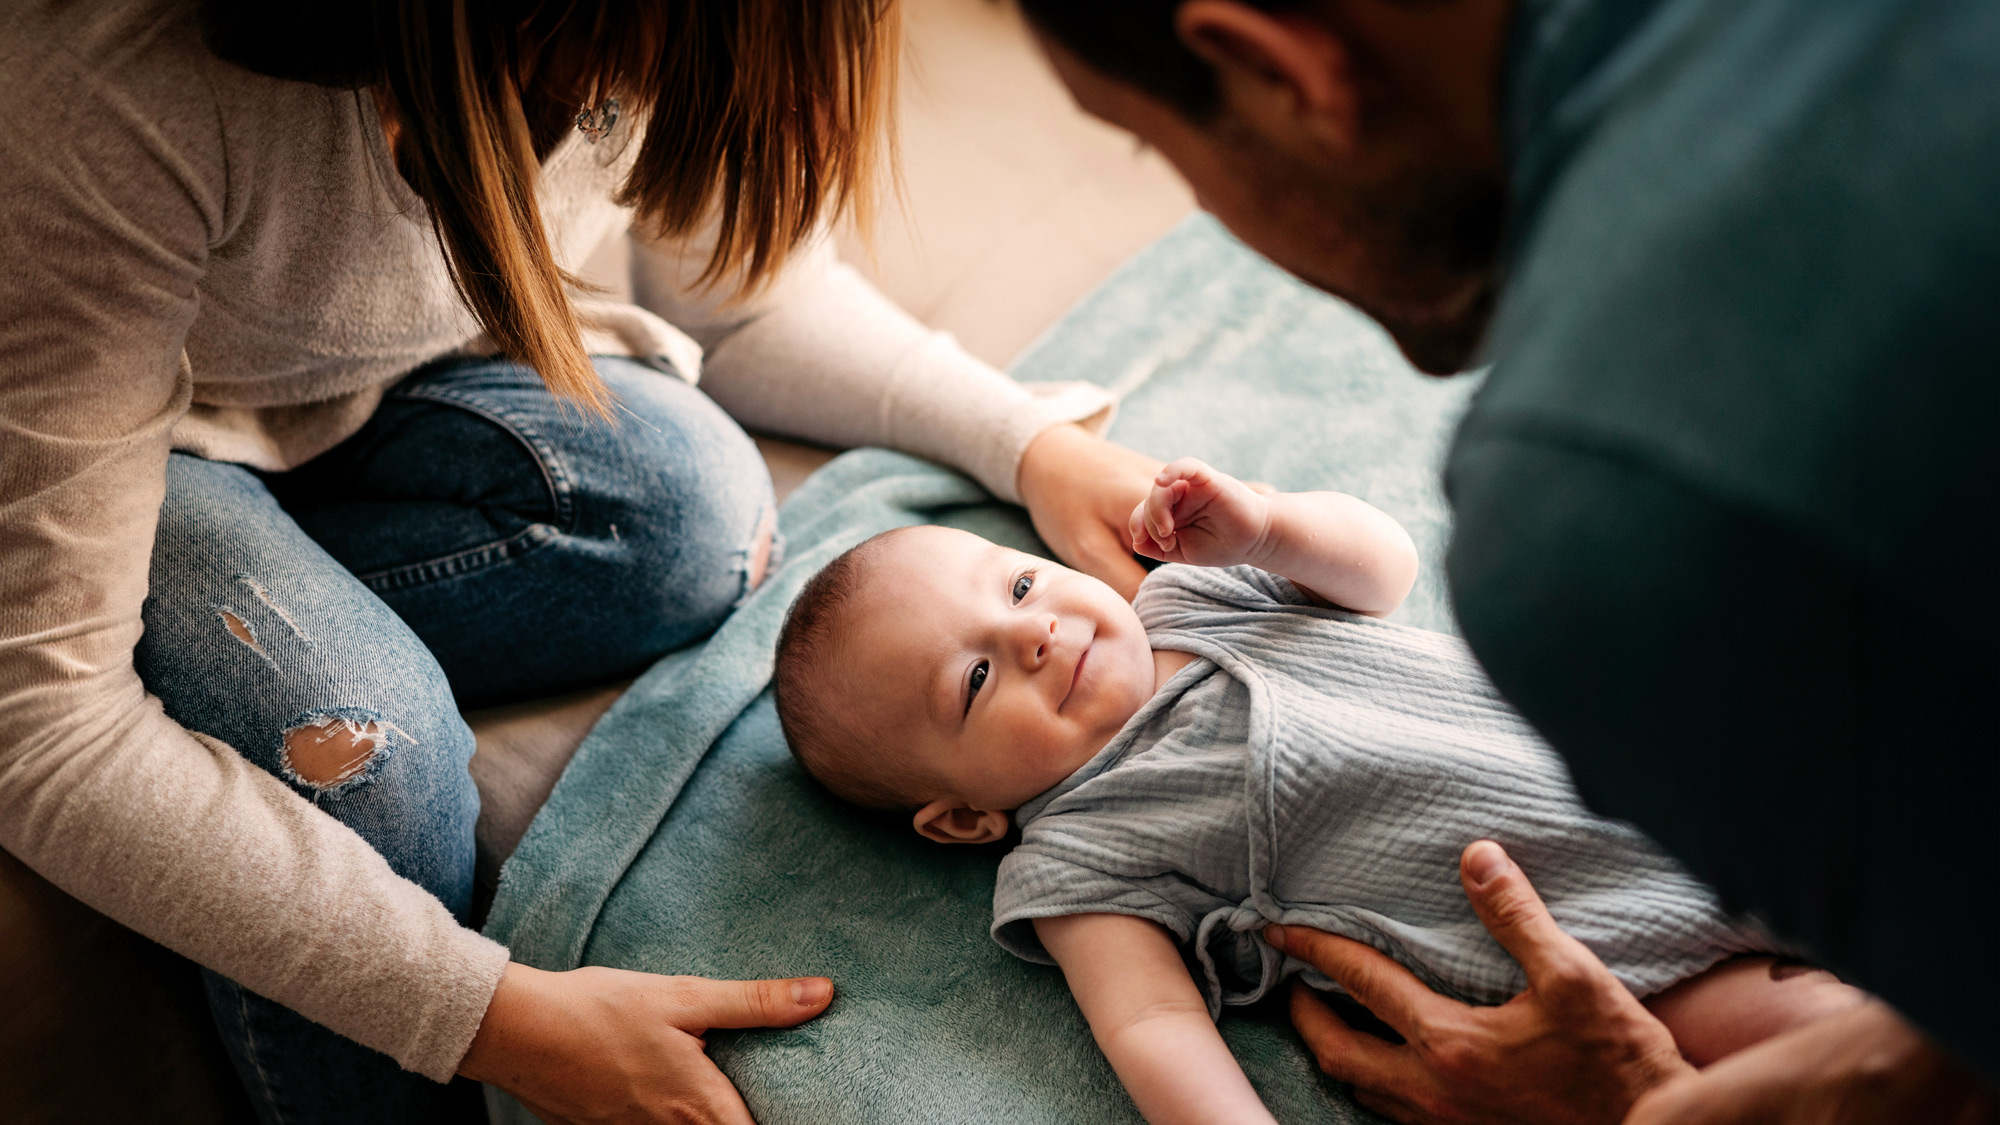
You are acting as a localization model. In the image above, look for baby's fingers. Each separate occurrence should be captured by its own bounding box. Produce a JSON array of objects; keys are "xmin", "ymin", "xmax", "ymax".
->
[
  {"xmin": 1156, "ymin": 456, "xmax": 1236, "ymax": 514},
  {"xmin": 1146, "ymin": 479, "xmax": 1188, "ymax": 548},
  {"xmin": 1128, "ymin": 489, "xmax": 1170, "ymax": 556},
  {"xmin": 1128, "ymin": 500, "xmax": 1157, "ymax": 557},
  {"xmin": 1129, "ymin": 480, "xmax": 1189, "ymax": 558}
]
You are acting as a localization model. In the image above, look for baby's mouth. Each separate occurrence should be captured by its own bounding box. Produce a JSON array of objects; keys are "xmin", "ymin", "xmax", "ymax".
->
[{"xmin": 1060, "ymin": 642, "xmax": 1090, "ymax": 713}]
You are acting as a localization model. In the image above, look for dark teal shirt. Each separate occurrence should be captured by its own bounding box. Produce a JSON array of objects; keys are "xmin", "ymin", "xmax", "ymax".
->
[{"xmin": 1449, "ymin": 0, "xmax": 1999, "ymax": 1078}]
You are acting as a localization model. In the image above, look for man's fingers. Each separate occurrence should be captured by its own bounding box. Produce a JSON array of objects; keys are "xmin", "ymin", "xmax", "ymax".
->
[
  {"xmin": 1353, "ymin": 1087, "xmax": 1431, "ymax": 1125},
  {"xmin": 1458, "ymin": 841, "xmax": 1607, "ymax": 995},
  {"xmin": 1267, "ymin": 924, "xmax": 1454, "ymax": 1040},
  {"xmin": 670, "ymin": 975, "xmax": 832, "ymax": 1032},
  {"xmin": 1289, "ymin": 982, "xmax": 1427, "ymax": 1106}
]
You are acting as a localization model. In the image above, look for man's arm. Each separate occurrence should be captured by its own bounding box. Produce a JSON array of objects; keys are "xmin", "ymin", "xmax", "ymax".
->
[{"xmin": 1033, "ymin": 913, "xmax": 1279, "ymax": 1125}]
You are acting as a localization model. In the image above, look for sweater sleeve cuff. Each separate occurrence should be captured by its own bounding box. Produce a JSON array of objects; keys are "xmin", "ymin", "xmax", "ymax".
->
[
  {"xmin": 398, "ymin": 930, "xmax": 513, "ymax": 1082},
  {"xmin": 884, "ymin": 332, "xmax": 1117, "ymax": 504}
]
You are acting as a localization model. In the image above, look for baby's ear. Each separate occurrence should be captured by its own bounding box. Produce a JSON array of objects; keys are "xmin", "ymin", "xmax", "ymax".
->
[{"xmin": 913, "ymin": 800, "xmax": 1009, "ymax": 845}]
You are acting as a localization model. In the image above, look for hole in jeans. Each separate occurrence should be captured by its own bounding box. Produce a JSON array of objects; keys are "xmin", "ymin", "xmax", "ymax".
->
[
  {"xmin": 281, "ymin": 716, "xmax": 411, "ymax": 790},
  {"xmin": 236, "ymin": 573, "xmax": 309, "ymax": 643},
  {"xmin": 219, "ymin": 609, "xmax": 261, "ymax": 654},
  {"xmin": 746, "ymin": 506, "xmax": 776, "ymax": 591}
]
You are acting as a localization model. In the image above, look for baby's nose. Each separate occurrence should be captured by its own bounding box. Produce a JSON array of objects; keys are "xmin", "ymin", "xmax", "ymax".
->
[{"xmin": 1015, "ymin": 615, "xmax": 1057, "ymax": 666}]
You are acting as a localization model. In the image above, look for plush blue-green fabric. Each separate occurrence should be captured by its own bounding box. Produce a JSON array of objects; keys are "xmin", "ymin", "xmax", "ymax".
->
[{"xmin": 484, "ymin": 215, "xmax": 1479, "ymax": 1123}]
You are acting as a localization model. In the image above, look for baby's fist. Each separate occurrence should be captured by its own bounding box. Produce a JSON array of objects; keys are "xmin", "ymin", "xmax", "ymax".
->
[{"xmin": 1128, "ymin": 458, "xmax": 1273, "ymax": 569}]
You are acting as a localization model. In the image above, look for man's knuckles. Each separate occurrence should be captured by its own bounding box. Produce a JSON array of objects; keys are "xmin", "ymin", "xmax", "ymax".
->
[
  {"xmin": 1416, "ymin": 1032, "xmax": 1490, "ymax": 1086},
  {"xmin": 1531, "ymin": 950, "xmax": 1609, "ymax": 1003}
]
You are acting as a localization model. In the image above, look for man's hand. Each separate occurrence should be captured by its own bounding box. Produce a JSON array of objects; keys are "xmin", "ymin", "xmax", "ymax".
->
[
  {"xmin": 1018, "ymin": 423, "xmax": 1162, "ymax": 601},
  {"xmin": 1129, "ymin": 457, "xmax": 1274, "ymax": 568},
  {"xmin": 1627, "ymin": 1000, "xmax": 1998, "ymax": 1125},
  {"xmin": 1268, "ymin": 840, "xmax": 1692, "ymax": 1125}
]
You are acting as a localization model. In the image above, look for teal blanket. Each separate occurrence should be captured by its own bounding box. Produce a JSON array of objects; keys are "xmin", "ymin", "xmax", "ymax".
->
[{"xmin": 485, "ymin": 216, "xmax": 1479, "ymax": 1123}]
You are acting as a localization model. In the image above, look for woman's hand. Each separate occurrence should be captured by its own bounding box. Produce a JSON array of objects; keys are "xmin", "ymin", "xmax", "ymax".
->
[
  {"xmin": 1017, "ymin": 424, "xmax": 1162, "ymax": 601},
  {"xmin": 458, "ymin": 962, "xmax": 833, "ymax": 1125},
  {"xmin": 1267, "ymin": 840, "xmax": 1693, "ymax": 1125}
]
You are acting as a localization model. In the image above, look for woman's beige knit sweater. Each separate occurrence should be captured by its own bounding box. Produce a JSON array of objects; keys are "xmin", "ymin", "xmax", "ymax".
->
[{"xmin": 0, "ymin": 0, "xmax": 1109, "ymax": 1080}]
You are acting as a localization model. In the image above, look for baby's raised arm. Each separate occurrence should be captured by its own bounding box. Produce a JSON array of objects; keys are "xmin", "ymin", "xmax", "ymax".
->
[
  {"xmin": 1128, "ymin": 458, "xmax": 1418, "ymax": 615},
  {"xmin": 1034, "ymin": 913, "xmax": 1279, "ymax": 1125}
]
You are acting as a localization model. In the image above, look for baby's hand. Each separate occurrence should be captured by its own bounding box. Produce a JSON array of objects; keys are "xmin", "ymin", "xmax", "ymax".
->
[{"xmin": 1129, "ymin": 458, "xmax": 1273, "ymax": 569}]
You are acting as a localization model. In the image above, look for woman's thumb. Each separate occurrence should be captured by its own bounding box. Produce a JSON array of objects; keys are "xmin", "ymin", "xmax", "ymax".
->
[{"xmin": 680, "ymin": 976, "xmax": 833, "ymax": 1031}]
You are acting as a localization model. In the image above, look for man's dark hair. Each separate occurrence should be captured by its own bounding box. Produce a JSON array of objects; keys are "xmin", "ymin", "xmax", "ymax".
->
[{"xmin": 1016, "ymin": 0, "xmax": 1300, "ymax": 118}]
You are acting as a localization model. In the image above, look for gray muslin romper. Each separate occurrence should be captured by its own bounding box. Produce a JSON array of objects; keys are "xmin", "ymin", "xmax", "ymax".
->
[{"xmin": 992, "ymin": 565, "xmax": 1766, "ymax": 1015}]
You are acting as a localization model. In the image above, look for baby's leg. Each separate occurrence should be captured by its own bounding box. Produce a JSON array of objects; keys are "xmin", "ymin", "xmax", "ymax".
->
[{"xmin": 1644, "ymin": 956, "xmax": 1869, "ymax": 1067}]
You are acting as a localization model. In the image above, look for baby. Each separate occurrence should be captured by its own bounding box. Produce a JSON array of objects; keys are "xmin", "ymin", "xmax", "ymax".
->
[{"xmin": 774, "ymin": 458, "xmax": 1863, "ymax": 1124}]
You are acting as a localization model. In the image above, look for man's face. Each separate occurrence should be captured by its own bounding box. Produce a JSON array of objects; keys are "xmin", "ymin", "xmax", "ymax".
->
[{"xmin": 1038, "ymin": 32, "xmax": 1505, "ymax": 375}]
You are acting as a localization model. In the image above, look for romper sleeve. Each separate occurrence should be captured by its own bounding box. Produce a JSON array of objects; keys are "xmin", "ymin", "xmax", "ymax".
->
[
  {"xmin": 0, "ymin": 31, "xmax": 506, "ymax": 1080},
  {"xmin": 1132, "ymin": 564, "xmax": 1316, "ymax": 633},
  {"xmin": 627, "ymin": 225, "xmax": 1114, "ymax": 503},
  {"xmin": 991, "ymin": 844, "xmax": 1201, "ymax": 965}
]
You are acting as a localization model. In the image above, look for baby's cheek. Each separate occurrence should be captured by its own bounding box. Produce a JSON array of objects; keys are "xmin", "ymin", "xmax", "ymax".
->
[{"xmin": 1004, "ymin": 717, "xmax": 1083, "ymax": 788}]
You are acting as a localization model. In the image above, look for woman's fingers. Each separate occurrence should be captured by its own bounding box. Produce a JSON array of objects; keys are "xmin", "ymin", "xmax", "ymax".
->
[
  {"xmin": 1456, "ymin": 841, "xmax": 1607, "ymax": 1000},
  {"xmin": 666, "ymin": 974, "xmax": 833, "ymax": 1032},
  {"xmin": 521, "ymin": 1056, "xmax": 758, "ymax": 1125},
  {"xmin": 1076, "ymin": 518, "xmax": 1151, "ymax": 600},
  {"xmin": 1265, "ymin": 924, "xmax": 1456, "ymax": 1042},
  {"xmin": 682, "ymin": 1055, "xmax": 761, "ymax": 1125},
  {"xmin": 468, "ymin": 966, "xmax": 810, "ymax": 1125},
  {"xmin": 1015, "ymin": 425, "xmax": 1161, "ymax": 601}
]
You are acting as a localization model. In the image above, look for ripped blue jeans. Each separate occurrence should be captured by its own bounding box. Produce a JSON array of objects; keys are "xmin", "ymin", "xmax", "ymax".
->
[{"xmin": 133, "ymin": 356, "xmax": 777, "ymax": 1124}]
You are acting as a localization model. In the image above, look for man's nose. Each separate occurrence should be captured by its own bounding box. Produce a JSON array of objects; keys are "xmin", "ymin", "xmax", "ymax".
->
[{"xmin": 1009, "ymin": 614, "xmax": 1058, "ymax": 668}]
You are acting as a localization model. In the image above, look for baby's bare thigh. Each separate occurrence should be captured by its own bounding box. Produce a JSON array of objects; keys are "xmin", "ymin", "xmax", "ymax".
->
[{"xmin": 1644, "ymin": 956, "xmax": 1869, "ymax": 1067}]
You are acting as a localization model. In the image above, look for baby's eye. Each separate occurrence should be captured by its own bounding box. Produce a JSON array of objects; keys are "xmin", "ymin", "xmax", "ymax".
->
[
  {"xmin": 1011, "ymin": 571, "xmax": 1035, "ymax": 602},
  {"xmin": 966, "ymin": 660, "xmax": 989, "ymax": 713}
]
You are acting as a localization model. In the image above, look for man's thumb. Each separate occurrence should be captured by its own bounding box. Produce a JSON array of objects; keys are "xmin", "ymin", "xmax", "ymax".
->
[{"xmin": 1460, "ymin": 840, "xmax": 1600, "ymax": 991}]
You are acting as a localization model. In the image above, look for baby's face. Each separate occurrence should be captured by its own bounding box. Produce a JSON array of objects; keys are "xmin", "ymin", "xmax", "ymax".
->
[{"xmin": 839, "ymin": 526, "xmax": 1158, "ymax": 811}]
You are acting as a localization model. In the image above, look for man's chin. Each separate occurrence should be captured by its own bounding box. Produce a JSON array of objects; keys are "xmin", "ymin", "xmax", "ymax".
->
[{"xmin": 1380, "ymin": 292, "xmax": 1495, "ymax": 376}]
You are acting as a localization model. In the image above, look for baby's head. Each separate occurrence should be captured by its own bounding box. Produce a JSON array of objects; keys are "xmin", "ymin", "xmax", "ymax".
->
[{"xmin": 775, "ymin": 525, "xmax": 1158, "ymax": 844}]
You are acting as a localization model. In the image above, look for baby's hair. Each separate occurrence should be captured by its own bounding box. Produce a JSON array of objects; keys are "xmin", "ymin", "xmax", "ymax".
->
[{"xmin": 774, "ymin": 527, "xmax": 935, "ymax": 811}]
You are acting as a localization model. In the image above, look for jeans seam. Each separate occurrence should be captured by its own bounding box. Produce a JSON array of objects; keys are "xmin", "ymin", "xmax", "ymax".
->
[
  {"xmin": 387, "ymin": 385, "xmax": 577, "ymax": 529},
  {"xmin": 354, "ymin": 521, "xmax": 559, "ymax": 592},
  {"xmin": 234, "ymin": 984, "xmax": 284, "ymax": 1122},
  {"xmin": 353, "ymin": 383, "xmax": 575, "ymax": 592}
]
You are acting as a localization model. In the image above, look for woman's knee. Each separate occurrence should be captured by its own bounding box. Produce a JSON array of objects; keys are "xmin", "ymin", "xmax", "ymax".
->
[
  {"xmin": 141, "ymin": 456, "xmax": 480, "ymax": 910},
  {"xmin": 585, "ymin": 360, "xmax": 779, "ymax": 630}
]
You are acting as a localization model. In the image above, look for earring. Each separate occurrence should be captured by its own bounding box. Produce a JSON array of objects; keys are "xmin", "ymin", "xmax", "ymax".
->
[{"xmin": 574, "ymin": 97, "xmax": 620, "ymax": 144}]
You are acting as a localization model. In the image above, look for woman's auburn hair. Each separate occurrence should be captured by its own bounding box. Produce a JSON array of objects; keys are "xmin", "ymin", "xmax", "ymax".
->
[{"xmin": 204, "ymin": 0, "xmax": 901, "ymax": 414}]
